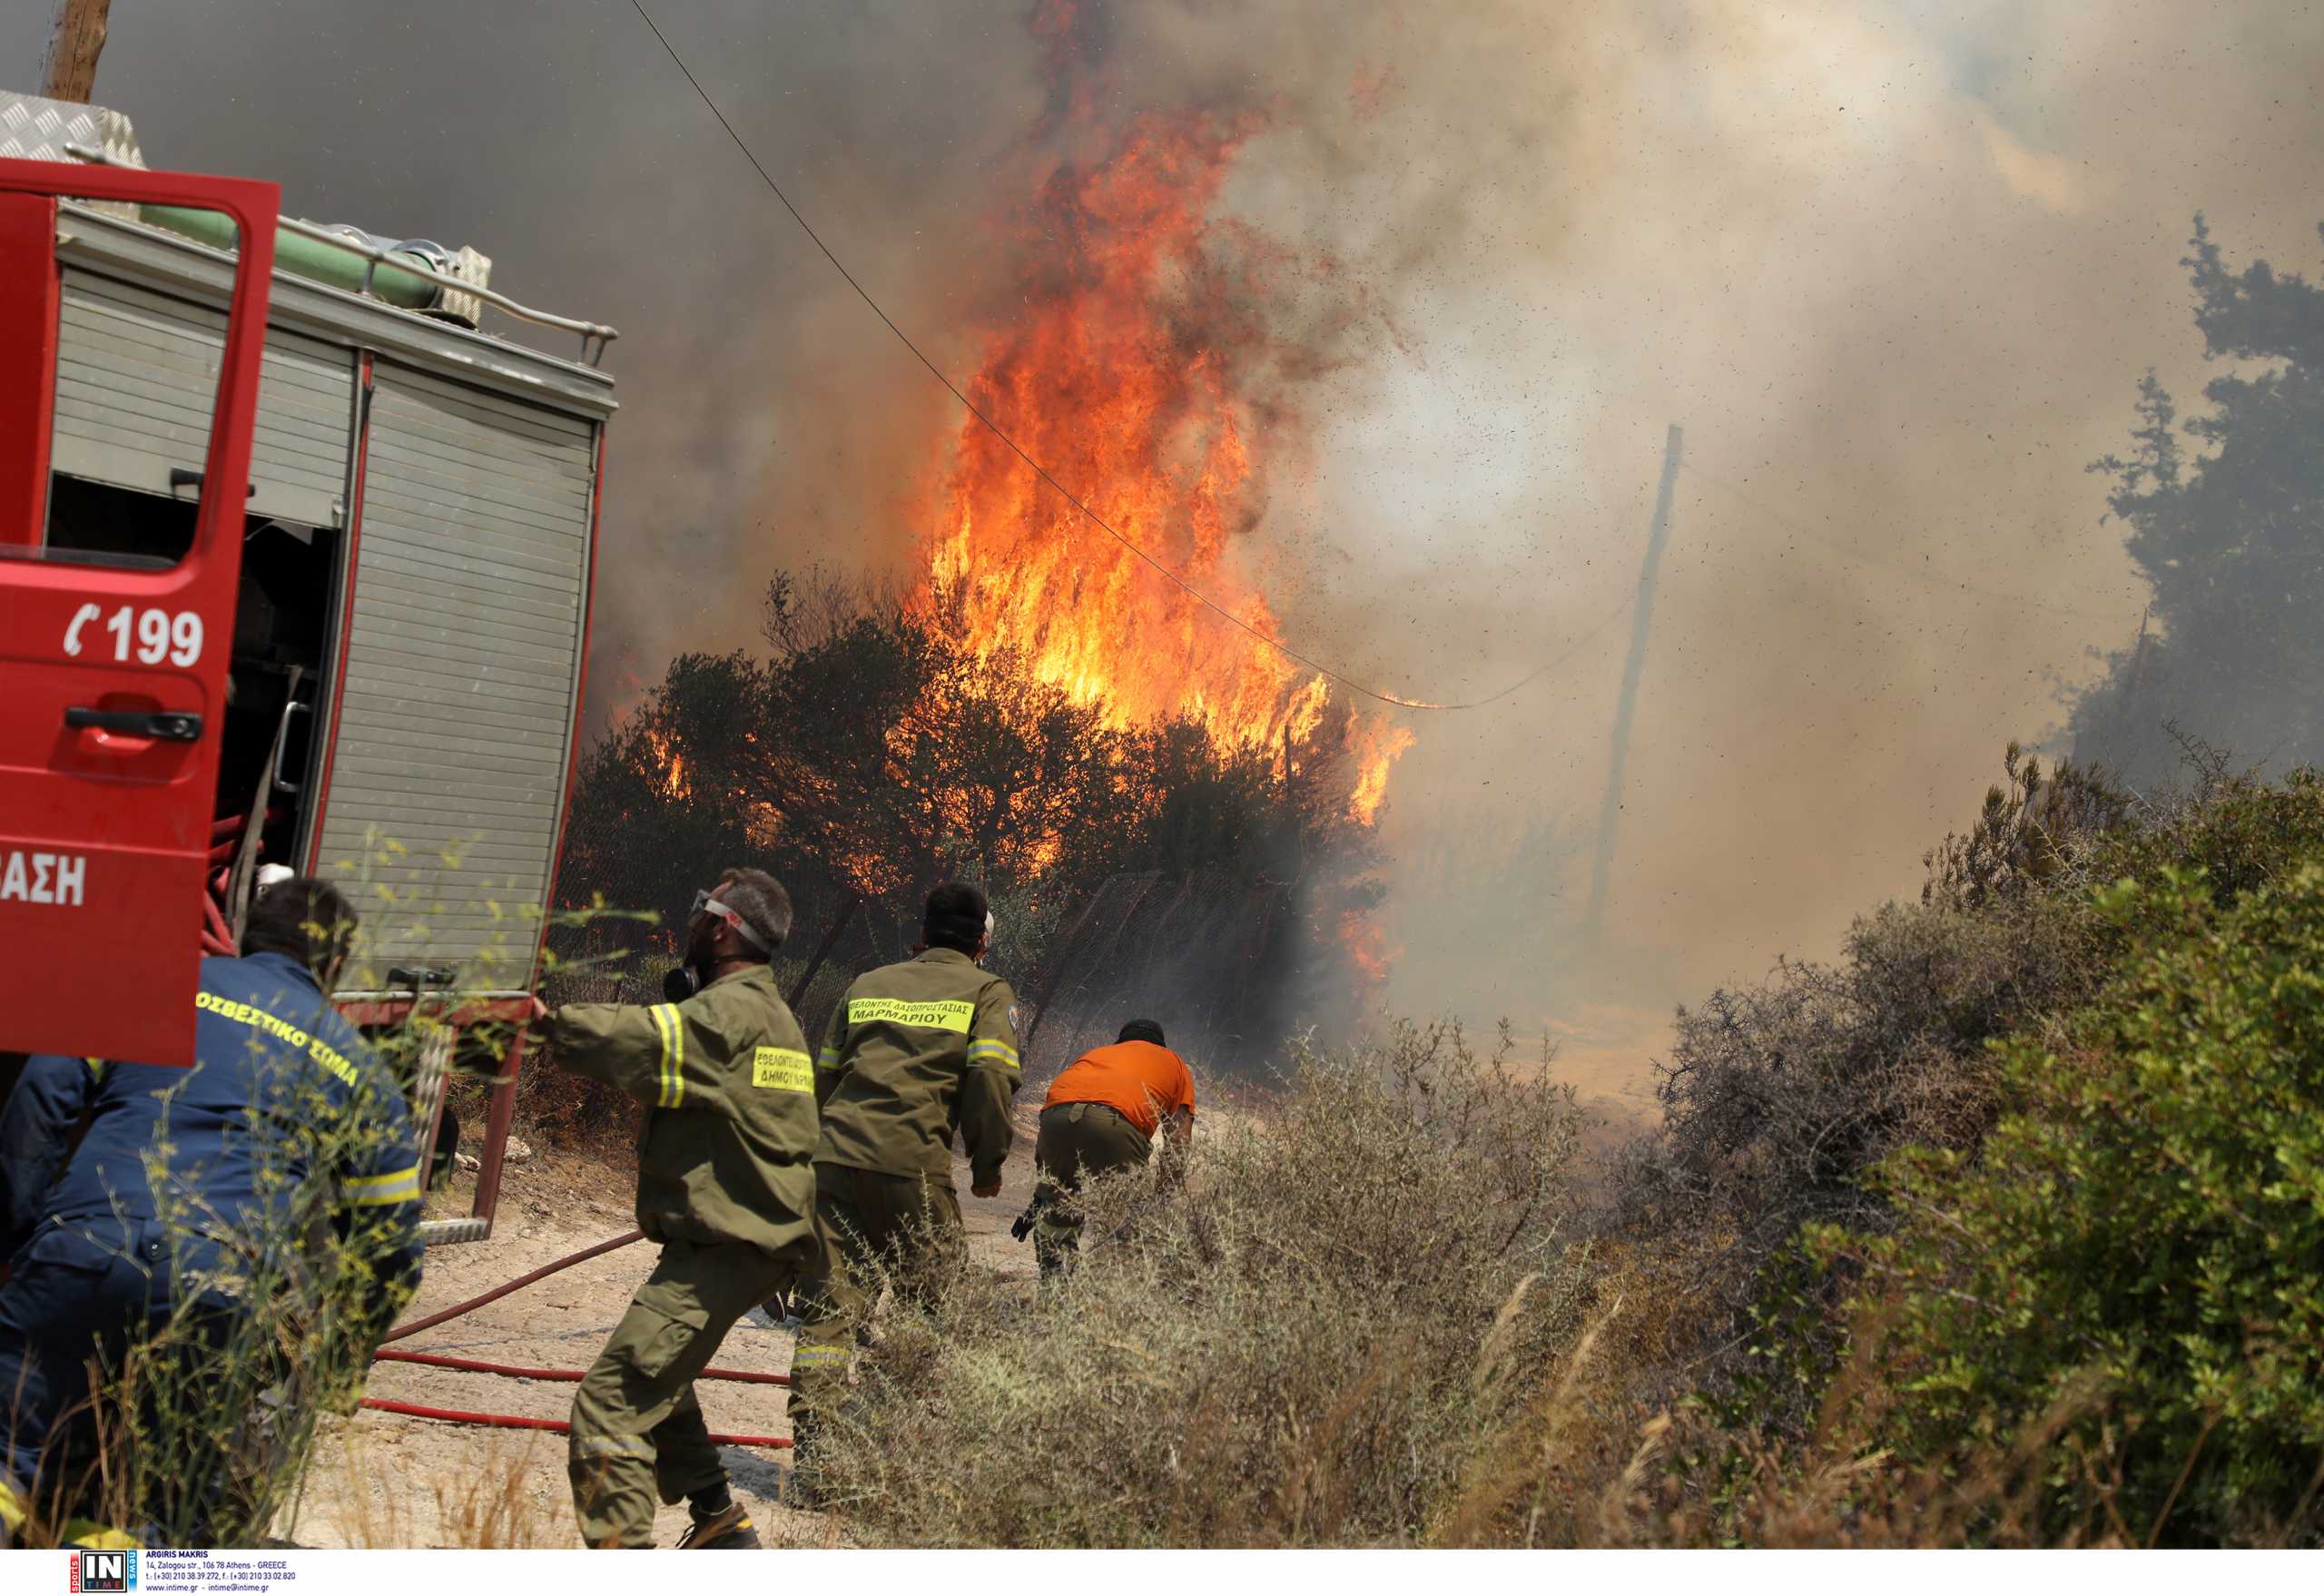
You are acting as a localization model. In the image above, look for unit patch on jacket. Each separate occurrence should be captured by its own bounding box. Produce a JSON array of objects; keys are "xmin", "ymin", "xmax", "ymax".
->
[
  {"xmin": 846, "ymin": 997, "xmax": 975, "ymax": 1032},
  {"xmin": 752, "ymin": 1047, "xmax": 814, "ymax": 1092}
]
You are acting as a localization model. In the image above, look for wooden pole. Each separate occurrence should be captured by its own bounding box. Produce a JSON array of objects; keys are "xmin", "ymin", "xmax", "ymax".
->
[
  {"xmin": 1582, "ymin": 423, "xmax": 1684, "ymax": 943},
  {"xmin": 41, "ymin": 0, "xmax": 111, "ymax": 103}
]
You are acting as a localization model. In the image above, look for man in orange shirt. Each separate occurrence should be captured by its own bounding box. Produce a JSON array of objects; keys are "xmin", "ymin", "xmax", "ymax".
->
[{"xmin": 1025, "ymin": 1019, "xmax": 1195, "ymax": 1277}]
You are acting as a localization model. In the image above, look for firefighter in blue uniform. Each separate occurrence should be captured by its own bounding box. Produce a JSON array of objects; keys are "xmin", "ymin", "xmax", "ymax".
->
[{"xmin": 0, "ymin": 877, "xmax": 424, "ymax": 1547}]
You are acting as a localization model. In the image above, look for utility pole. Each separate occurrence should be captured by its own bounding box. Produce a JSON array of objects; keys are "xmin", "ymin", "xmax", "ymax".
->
[
  {"xmin": 1582, "ymin": 422, "xmax": 1684, "ymax": 944},
  {"xmin": 41, "ymin": 0, "xmax": 111, "ymax": 103}
]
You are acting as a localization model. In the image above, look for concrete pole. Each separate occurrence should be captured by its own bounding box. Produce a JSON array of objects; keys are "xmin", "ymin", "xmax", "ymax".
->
[
  {"xmin": 1582, "ymin": 423, "xmax": 1684, "ymax": 944},
  {"xmin": 41, "ymin": 0, "xmax": 111, "ymax": 103}
]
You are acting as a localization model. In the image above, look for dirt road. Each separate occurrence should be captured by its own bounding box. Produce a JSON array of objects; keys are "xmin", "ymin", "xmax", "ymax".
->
[{"xmin": 280, "ymin": 1116, "xmax": 1044, "ymax": 1548}]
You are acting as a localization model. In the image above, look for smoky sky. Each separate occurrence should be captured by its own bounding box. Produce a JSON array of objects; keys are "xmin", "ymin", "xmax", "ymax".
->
[{"xmin": 9, "ymin": 1, "xmax": 2321, "ymax": 1105}]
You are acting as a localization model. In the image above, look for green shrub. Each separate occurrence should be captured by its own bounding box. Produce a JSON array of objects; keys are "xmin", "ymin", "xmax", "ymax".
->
[
  {"xmin": 2080, "ymin": 766, "xmax": 2324, "ymax": 934},
  {"xmin": 1822, "ymin": 862, "xmax": 2324, "ymax": 1544}
]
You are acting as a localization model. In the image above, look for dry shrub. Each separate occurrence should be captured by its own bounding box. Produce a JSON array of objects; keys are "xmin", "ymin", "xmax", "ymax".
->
[
  {"xmin": 1444, "ymin": 1294, "xmax": 2150, "ymax": 1549},
  {"xmin": 1614, "ymin": 748, "xmax": 2135, "ymax": 1364},
  {"xmin": 1536, "ymin": 755, "xmax": 2324, "ymax": 1547},
  {"xmin": 1636, "ymin": 892, "xmax": 2092, "ymax": 1247},
  {"xmin": 1433, "ymin": 1233, "xmax": 1727, "ymax": 1546},
  {"xmin": 819, "ymin": 1020, "xmax": 1591, "ymax": 1546},
  {"xmin": 1608, "ymin": 887, "xmax": 2099, "ymax": 1435},
  {"xmin": 1605, "ymin": 1352, "xmax": 2139, "ymax": 1547}
]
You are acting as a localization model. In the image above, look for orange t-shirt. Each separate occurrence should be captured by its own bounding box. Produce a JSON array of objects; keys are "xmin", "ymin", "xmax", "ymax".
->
[{"xmin": 1043, "ymin": 1040, "xmax": 1196, "ymax": 1138}]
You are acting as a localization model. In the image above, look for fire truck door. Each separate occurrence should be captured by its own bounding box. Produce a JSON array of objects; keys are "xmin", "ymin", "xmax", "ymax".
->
[{"xmin": 0, "ymin": 161, "xmax": 280, "ymax": 1066}]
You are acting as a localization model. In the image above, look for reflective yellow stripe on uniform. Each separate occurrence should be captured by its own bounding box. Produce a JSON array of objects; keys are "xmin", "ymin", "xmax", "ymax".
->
[
  {"xmin": 965, "ymin": 1039, "xmax": 1019, "ymax": 1071},
  {"xmin": 648, "ymin": 1003, "xmax": 685, "ymax": 1109},
  {"xmin": 62, "ymin": 1518, "xmax": 143, "ymax": 1550},
  {"xmin": 346, "ymin": 1165, "xmax": 422, "ymax": 1207},
  {"xmin": 846, "ymin": 997, "xmax": 976, "ymax": 1032},
  {"xmin": 570, "ymin": 1433, "xmax": 656, "ymax": 1458},
  {"xmin": 789, "ymin": 1345, "xmax": 852, "ymax": 1367},
  {"xmin": 815, "ymin": 1047, "xmax": 842, "ymax": 1070}
]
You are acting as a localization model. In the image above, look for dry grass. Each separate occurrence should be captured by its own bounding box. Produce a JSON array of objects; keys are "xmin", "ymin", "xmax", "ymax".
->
[
  {"xmin": 814, "ymin": 1020, "xmax": 1592, "ymax": 1547},
  {"xmin": 1431, "ymin": 1283, "xmax": 2152, "ymax": 1549},
  {"xmin": 300, "ymin": 1428, "xmax": 562, "ymax": 1549}
]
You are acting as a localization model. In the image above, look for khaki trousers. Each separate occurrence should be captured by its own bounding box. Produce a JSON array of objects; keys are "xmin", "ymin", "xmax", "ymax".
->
[
  {"xmin": 567, "ymin": 1236, "xmax": 806, "ymax": 1548},
  {"xmin": 1031, "ymin": 1100, "xmax": 1152, "ymax": 1276},
  {"xmin": 786, "ymin": 1164, "xmax": 964, "ymax": 1443}
]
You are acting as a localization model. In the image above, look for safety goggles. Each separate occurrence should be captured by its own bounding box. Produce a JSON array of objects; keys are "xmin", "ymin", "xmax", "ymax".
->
[{"xmin": 690, "ymin": 888, "xmax": 769, "ymax": 951}]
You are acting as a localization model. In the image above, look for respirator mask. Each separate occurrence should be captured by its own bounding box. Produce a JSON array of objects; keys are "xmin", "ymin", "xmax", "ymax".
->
[{"xmin": 665, "ymin": 887, "xmax": 768, "ymax": 1002}]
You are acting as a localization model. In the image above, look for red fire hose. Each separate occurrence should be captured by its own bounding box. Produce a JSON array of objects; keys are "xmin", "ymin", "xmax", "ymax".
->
[
  {"xmin": 382, "ymin": 1229, "xmax": 645, "ymax": 1344},
  {"xmin": 368, "ymin": 1229, "xmax": 796, "ymax": 1451}
]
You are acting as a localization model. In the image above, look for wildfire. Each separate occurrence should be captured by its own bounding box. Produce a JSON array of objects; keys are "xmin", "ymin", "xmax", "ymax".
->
[
  {"xmin": 916, "ymin": 22, "xmax": 1411, "ymax": 827},
  {"xmin": 645, "ymin": 727, "xmax": 687, "ymax": 800},
  {"xmin": 1339, "ymin": 909, "xmax": 1393, "ymax": 991}
]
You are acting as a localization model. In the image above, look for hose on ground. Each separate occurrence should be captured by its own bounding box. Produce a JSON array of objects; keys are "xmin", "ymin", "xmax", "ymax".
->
[
  {"xmin": 367, "ymin": 1229, "xmax": 796, "ymax": 1451},
  {"xmin": 382, "ymin": 1229, "xmax": 644, "ymax": 1344}
]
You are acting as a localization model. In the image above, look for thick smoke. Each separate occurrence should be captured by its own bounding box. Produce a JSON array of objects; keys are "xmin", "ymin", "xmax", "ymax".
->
[
  {"xmin": 1, "ymin": 0, "xmax": 1059, "ymax": 707},
  {"xmin": 11, "ymin": 1, "xmax": 2320, "ymax": 1109}
]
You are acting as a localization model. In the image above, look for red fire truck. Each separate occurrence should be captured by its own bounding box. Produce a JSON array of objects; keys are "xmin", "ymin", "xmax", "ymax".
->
[{"xmin": 0, "ymin": 94, "xmax": 617, "ymax": 1240}]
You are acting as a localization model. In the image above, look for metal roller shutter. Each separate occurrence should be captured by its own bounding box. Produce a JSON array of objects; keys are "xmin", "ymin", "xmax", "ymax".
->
[
  {"xmin": 50, "ymin": 268, "xmax": 356, "ymax": 527},
  {"xmin": 314, "ymin": 362, "xmax": 594, "ymax": 980}
]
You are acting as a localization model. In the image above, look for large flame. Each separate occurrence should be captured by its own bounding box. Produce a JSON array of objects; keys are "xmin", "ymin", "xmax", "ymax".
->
[{"xmin": 918, "ymin": 60, "xmax": 1411, "ymax": 824}]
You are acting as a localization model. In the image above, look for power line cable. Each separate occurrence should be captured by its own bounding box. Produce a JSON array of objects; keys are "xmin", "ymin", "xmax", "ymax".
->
[{"xmin": 627, "ymin": 0, "xmax": 1572, "ymax": 713}]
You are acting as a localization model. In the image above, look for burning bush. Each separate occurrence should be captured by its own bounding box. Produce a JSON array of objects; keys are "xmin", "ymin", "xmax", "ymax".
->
[{"xmin": 551, "ymin": 566, "xmax": 1394, "ymax": 1112}]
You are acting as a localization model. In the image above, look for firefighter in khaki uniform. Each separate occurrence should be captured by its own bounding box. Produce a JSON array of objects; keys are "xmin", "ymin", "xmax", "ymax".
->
[
  {"xmin": 537, "ymin": 868, "xmax": 815, "ymax": 1551},
  {"xmin": 789, "ymin": 882, "xmax": 1020, "ymax": 1469}
]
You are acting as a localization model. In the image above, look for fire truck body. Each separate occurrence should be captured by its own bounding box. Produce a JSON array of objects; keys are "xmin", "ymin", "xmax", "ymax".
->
[
  {"xmin": 1, "ymin": 95, "xmax": 615, "ymax": 1229},
  {"xmin": 47, "ymin": 206, "xmax": 615, "ymax": 975}
]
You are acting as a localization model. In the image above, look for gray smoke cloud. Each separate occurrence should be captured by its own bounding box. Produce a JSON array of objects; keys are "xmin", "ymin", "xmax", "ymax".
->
[
  {"xmin": 2, "ymin": 0, "xmax": 1055, "ymax": 704},
  {"xmin": 9, "ymin": 0, "xmax": 2319, "ymax": 1111}
]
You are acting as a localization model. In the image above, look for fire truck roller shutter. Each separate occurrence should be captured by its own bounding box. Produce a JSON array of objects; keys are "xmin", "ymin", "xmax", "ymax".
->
[
  {"xmin": 312, "ymin": 362, "xmax": 593, "ymax": 984},
  {"xmin": 51, "ymin": 269, "xmax": 356, "ymax": 528}
]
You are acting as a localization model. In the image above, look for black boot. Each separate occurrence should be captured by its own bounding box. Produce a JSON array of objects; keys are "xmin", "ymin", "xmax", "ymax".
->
[{"xmin": 675, "ymin": 1485, "xmax": 760, "ymax": 1549}]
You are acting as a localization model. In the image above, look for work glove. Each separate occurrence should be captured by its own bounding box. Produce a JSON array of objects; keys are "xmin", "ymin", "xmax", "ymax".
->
[{"xmin": 1009, "ymin": 1187, "xmax": 1049, "ymax": 1243}]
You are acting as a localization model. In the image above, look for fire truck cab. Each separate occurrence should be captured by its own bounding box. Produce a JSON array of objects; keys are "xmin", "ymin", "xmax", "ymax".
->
[{"xmin": 0, "ymin": 94, "xmax": 616, "ymax": 1237}]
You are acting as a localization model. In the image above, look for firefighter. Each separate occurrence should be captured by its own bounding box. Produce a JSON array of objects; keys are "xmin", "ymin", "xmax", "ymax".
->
[
  {"xmin": 788, "ymin": 882, "xmax": 1021, "ymax": 1482},
  {"xmin": 537, "ymin": 867, "xmax": 817, "ymax": 1551},
  {"xmin": 0, "ymin": 878, "xmax": 422, "ymax": 1548},
  {"xmin": 1022, "ymin": 1019, "xmax": 1196, "ymax": 1277}
]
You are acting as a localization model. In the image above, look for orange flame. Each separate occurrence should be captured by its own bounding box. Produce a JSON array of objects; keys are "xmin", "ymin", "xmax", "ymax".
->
[
  {"xmin": 917, "ymin": 88, "xmax": 1409, "ymax": 825},
  {"xmin": 1340, "ymin": 909, "xmax": 1394, "ymax": 991},
  {"xmin": 645, "ymin": 727, "xmax": 687, "ymax": 800}
]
